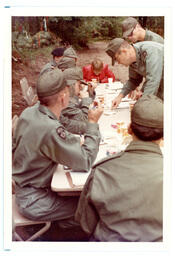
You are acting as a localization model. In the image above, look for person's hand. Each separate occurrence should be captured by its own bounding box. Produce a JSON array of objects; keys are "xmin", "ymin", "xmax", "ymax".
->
[
  {"xmin": 111, "ymin": 94, "xmax": 123, "ymax": 109},
  {"xmin": 128, "ymin": 90, "xmax": 142, "ymax": 100},
  {"xmin": 79, "ymin": 90, "xmax": 89, "ymax": 98},
  {"xmin": 88, "ymin": 102, "xmax": 104, "ymax": 123},
  {"xmin": 128, "ymin": 90, "xmax": 137, "ymax": 100},
  {"xmin": 87, "ymin": 83, "xmax": 95, "ymax": 95}
]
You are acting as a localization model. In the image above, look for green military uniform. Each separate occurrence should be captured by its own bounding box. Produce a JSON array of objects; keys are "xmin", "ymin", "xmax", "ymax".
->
[
  {"xmin": 58, "ymin": 47, "xmax": 77, "ymax": 71},
  {"xmin": 40, "ymin": 47, "xmax": 65, "ymax": 75},
  {"xmin": 144, "ymin": 29, "xmax": 164, "ymax": 44},
  {"xmin": 12, "ymin": 69, "xmax": 101, "ymax": 222},
  {"xmin": 121, "ymin": 41, "xmax": 164, "ymax": 100},
  {"xmin": 122, "ymin": 17, "xmax": 164, "ymax": 45},
  {"xmin": 40, "ymin": 59, "xmax": 57, "ymax": 76},
  {"xmin": 75, "ymin": 95, "xmax": 163, "ymax": 241},
  {"xmin": 60, "ymin": 96, "xmax": 92, "ymax": 135},
  {"xmin": 75, "ymin": 141, "xmax": 163, "ymax": 241},
  {"xmin": 60, "ymin": 67, "xmax": 95, "ymax": 135}
]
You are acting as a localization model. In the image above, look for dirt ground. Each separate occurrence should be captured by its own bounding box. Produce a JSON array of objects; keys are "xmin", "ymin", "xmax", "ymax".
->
[{"xmin": 12, "ymin": 41, "xmax": 128, "ymax": 117}]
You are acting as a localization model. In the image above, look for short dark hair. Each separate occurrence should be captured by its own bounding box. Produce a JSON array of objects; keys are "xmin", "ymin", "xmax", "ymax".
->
[
  {"xmin": 38, "ymin": 93, "xmax": 59, "ymax": 107},
  {"xmin": 131, "ymin": 122, "xmax": 163, "ymax": 141}
]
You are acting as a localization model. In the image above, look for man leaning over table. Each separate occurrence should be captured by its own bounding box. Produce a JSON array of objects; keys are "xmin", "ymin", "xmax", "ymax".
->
[
  {"xmin": 106, "ymin": 38, "xmax": 164, "ymax": 109},
  {"xmin": 75, "ymin": 95, "xmax": 163, "ymax": 242},
  {"xmin": 121, "ymin": 16, "xmax": 164, "ymax": 101},
  {"xmin": 12, "ymin": 68, "xmax": 103, "ymax": 230}
]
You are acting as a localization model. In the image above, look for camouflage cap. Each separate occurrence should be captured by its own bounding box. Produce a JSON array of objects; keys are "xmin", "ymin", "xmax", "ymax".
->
[
  {"xmin": 63, "ymin": 47, "xmax": 78, "ymax": 58},
  {"xmin": 58, "ymin": 57, "xmax": 76, "ymax": 71},
  {"xmin": 122, "ymin": 17, "xmax": 138, "ymax": 39},
  {"xmin": 131, "ymin": 95, "xmax": 163, "ymax": 129},
  {"xmin": 37, "ymin": 69, "xmax": 67, "ymax": 97},
  {"xmin": 63, "ymin": 67, "xmax": 88, "ymax": 85},
  {"xmin": 106, "ymin": 38, "xmax": 124, "ymax": 65}
]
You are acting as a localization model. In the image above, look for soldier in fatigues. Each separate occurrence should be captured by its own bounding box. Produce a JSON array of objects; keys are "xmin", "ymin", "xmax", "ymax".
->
[
  {"xmin": 106, "ymin": 38, "xmax": 164, "ymax": 108},
  {"xmin": 40, "ymin": 47, "xmax": 65, "ymax": 75},
  {"xmin": 60, "ymin": 67, "xmax": 96, "ymax": 135},
  {"xmin": 121, "ymin": 17, "xmax": 164, "ymax": 100},
  {"xmin": 12, "ymin": 69, "xmax": 103, "ymax": 228},
  {"xmin": 122, "ymin": 17, "xmax": 164, "ymax": 44},
  {"xmin": 58, "ymin": 46, "xmax": 78, "ymax": 71},
  {"xmin": 75, "ymin": 95, "xmax": 163, "ymax": 242}
]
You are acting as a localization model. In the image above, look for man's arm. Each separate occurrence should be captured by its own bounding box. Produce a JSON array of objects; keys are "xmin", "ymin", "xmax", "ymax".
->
[
  {"xmin": 60, "ymin": 113, "xmax": 87, "ymax": 135},
  {"xmin": 121, "ymin": 67, "xmax": 143, "ymax": 97},
  {"xmin": 142, "ymin": 46, "xmax": 163, "ymax": 95},
  {"xmin": 41, "ymin": 106, "xmax": 103, "ymax": 172}
]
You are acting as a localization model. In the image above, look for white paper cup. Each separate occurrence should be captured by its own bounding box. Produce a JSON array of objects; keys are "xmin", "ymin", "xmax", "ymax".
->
[{"xmin": 108, "ymin": 78, "xmax": 113, "ymax": 84}]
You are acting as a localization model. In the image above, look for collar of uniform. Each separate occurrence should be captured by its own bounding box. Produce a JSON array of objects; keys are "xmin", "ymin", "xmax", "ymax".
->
[
  {"xmin": 38, "ymin": 102, "xmax": 58, "ymax": 120},
  {"xmin": 125, "ymin": 140, "xmax": 163, "ymax": 156},
  {"xmin": 144, "ymin": 29, "xmax": 149, "ymax": 41},
  {"xmin": 132, "ymin": 43, "xmax": 140, "ymax": 63}
]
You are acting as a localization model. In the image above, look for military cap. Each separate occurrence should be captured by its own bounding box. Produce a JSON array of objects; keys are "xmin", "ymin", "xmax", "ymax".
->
[
  {"xmin": 51, "ymin": 47, "xmax": 65, "ymax": 57},
  {"xmin": 106, "ymin": 38, "xmax": 124, "ymax": 65},
  {"xmin": 63, "ymin": 47, "xmax": 78, "ymax": 58},
  {"xmin": 63, "ymin": 67, "xmax": 88, "ymax": 85},
  {"xmin": 122, "ymin": 17, "xmax": 138, "ymax": 39},
  {"xmin": 37, "ymin": 69, "xmax": 67, "ymax": 97},
  {"xmin": 131, "ymin": 95, "xmax": 163, "ymax": 129}
]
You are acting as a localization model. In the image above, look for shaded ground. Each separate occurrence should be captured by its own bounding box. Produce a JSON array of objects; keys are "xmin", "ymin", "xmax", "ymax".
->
[{"xmin": 12, "ymin": 41, "xmax": 128, "ymax": 117}]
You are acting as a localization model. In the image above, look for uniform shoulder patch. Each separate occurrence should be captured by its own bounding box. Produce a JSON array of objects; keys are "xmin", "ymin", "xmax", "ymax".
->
[{"xmin": 56, "ymin": 127, "xmax": 66, "ymax": 139}]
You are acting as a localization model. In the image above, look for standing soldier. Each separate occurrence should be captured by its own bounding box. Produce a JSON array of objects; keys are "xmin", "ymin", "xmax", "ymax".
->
[
  {"xmin": 106, "ymin": 38, "xmax": 164, "ymax": 108},
  {"xmin": 122, "ymin": 17, "xmax": 164, "ymax": 44}
]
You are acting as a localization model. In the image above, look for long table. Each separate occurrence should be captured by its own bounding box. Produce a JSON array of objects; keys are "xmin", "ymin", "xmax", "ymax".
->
[{"xmin": 51, "ymin": 82, "xmax": 134, "ymax": 196}]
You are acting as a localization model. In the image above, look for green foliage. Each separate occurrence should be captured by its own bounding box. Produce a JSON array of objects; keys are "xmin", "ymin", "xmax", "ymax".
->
[{"xmin": 12, "ymin": 16, "xmax": 164, "ymax": 49}]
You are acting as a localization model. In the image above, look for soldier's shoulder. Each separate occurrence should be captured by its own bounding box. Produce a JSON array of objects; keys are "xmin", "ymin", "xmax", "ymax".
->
[{"xmin": 92, "ymin": 151, "xmax": 124, "ymax": 169}]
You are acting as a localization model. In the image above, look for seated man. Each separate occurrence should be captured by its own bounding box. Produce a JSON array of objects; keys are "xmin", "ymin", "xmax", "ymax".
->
[
  {"xmin": 40, "ymin": 47, "xmax": 65, "ymax": 75},
  {"xmin": 12, "ymin": 69, "xmax": 103, "ymax": 228},
  {"xmin": 58, "ymin": 46, "xmax": 78, "ymax": 71},
  {"xmin": 83, "ymin": 58, "xmax": 116, "ymax": 83},
  {"xmin": 60, "ymin": 67, "xmax": 96, "ymax": 135},
  {"xmin": 75, "ymin": 95, "xmax": 163, "ymax": 242}
]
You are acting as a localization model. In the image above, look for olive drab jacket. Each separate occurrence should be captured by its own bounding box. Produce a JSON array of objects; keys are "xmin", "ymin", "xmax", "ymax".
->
[
  {"xmin": 40, "ymin": 59, "xmax": 58, "ymax": 76},
  {"xmin": 144, "ymin": 30, "xmax": 164, "ymax": 44},
  {"xmin": 13, "ymin": 102, "xmax": 101, "ymax": 188},
  {"xmin": 121, "ymin": 41, "xmax": 164, "ymax": 100},
  {"xmin": 75, "ymin": 140, "xmax": 163, "ymax": 242},
  {"xmin": 60, "ymin": 96, "xmax": 93, "ymax": 135},
  {"xmin": 58, "ymin": 47, "xmax": 77, "ymax": 71},
  {"xmin": 12, "ymin": 102, "xmax": 101, "ymax": 220}
]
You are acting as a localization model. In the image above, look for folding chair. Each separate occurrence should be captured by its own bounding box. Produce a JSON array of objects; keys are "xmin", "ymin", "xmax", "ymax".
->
[
  {"xmin": 12, "ymin": 195, "xmax": 51, "ymax": 241},
  {"xmin": 20, "ymin": 77, "xmax": 38, "ymax": 106}
]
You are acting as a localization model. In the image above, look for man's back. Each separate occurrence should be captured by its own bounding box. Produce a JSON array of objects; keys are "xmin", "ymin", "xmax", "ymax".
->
[{"xmin": 75, "ymin": 140, "xmax": 163, "ymax": 241}]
